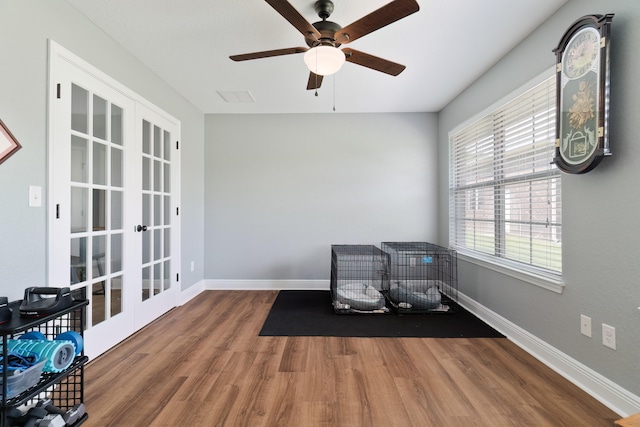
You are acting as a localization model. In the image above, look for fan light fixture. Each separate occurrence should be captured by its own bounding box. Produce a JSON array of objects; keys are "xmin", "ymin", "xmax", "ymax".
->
[{"xmin": 303, "ymin": 45, "xmax": 345, "ymax": 76}]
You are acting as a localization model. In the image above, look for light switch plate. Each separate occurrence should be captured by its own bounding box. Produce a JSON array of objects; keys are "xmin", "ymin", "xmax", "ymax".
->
[{"xmin": 29, "ymin": 185, "xmax": 42, "ymax": 207}]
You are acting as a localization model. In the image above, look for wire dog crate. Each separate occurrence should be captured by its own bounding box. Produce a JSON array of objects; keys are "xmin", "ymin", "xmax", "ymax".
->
[
  {"xmin": 381, "ymin": 242, "xmax": 458, "ymax": 314},
  {"xmin": 330, "ymin": 245, "xmax": 390, "ymax": 314}
]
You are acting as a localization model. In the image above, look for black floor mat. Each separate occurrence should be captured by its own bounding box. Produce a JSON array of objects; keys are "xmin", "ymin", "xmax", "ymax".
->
[{"xmin": 259, "ymin": 290, "xmax": 504, "ymax": 338}]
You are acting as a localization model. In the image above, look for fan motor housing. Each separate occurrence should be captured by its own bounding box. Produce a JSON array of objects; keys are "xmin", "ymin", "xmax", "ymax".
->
[{"xmin": 307, "ymin": 20, "xmax": 342, "ymax": 47}]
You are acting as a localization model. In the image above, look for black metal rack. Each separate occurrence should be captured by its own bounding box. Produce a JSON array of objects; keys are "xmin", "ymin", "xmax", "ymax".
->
[{"xmin": 0, "ymin": 299, "xmax": 88, "ymax": 426}]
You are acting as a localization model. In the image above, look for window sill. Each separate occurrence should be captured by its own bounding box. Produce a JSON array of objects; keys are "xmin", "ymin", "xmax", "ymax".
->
[{"xmin": 457, "ymin": 252, "xmax": 565, "ymax": 294}]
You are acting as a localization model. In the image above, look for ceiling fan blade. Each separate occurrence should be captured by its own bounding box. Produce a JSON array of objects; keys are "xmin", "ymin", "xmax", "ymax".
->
[
  {"xmin": 230, "ymin": 47, "xmax": 308, "ymax": 61},
  {"xmin": 265, "ymin": 0, "xmax": 321, "ymax": 41},
  {"xmin": 306, "ymin": 72, "xmax": 324, "ymax": 90},
  {"xmin": 335, "ymin": 0, "xmax": 419, "ymax": 44},
  {"xmin": 343, "ymin": 48, "xmax": 406, "ymax": 76}
]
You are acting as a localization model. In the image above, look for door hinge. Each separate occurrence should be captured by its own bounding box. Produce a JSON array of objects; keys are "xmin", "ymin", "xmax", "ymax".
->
[
  {"xmin": 176, "ymin": 273, "xmax": 179, "ymax": 282},
  {"xmin": 176, "ymin": 207, "xmax": 179, "ymax": 216},
  {"xmin": 176, "ymin": 140, "xmax": 179, "ymax": 150},
  {"xmin": 56, "ymin": 204, "xmax": 60, "ymax": 219},
  {"xmin": 56, "ymin": 84, "xmax": 61, "ymax": 99}
]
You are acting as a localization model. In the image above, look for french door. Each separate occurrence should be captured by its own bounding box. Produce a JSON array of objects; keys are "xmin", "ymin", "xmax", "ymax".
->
[
  {"xmin": 48, "ymin": 42, "xmax": 180, "ymax": 359},
  {"xmin": 134, "ymin": 104, "xmax": 180, "ymax": 328}
]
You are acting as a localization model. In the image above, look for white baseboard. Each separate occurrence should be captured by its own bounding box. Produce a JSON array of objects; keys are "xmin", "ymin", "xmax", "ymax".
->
[
  {"xmin": 457, "ymin": 292, "xmax": 640, "ymax": 418},
  {"xmin": 204, "ymin": 279, "xmax": 329, "ymax": 290},
  {"xmin": 178, "ymin": 279, "xmax": 206, "ymax": 305}
]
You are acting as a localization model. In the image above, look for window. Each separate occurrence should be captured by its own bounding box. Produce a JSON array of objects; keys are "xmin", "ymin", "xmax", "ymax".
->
[{"xmin": 449, "ymin": 73, "xmax": 561, "ymax": 282}]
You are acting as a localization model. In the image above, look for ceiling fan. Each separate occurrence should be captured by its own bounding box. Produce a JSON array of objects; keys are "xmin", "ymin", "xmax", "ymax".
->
[{"xmin": 230, "ymin": 0, "xmax": 420, "ymax": 90}]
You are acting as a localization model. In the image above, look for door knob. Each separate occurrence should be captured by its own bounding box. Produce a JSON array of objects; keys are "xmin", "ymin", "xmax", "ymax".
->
[{"xmin": 136, "ymin": 224, "xmax": 148, "ymax": 232}]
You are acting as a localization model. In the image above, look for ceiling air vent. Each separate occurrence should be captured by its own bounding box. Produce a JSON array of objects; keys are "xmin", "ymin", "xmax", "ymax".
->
[{"xmin": 217, "ymin": 90, "xmax": 255, "ymax": 103}]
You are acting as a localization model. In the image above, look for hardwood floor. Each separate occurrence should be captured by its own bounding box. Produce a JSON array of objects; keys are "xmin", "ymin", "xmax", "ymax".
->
[{"xmin": 83, "ymin": 291, "xmax": 619, "ymax": 426}]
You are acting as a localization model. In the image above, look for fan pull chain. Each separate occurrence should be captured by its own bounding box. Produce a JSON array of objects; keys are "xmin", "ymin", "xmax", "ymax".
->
[
  {"xmin": 333, "ymin": 74, "xmax": 336, "ymax": 111},
  {"xmin": 315, "ymin": 49, "xmax": 319, "ymax": 97}
]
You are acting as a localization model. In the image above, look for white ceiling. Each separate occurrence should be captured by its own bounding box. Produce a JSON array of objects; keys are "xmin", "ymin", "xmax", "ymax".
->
[{"xmin": 64, "ymin": 0, "xmax": 567, "ymax": 114}]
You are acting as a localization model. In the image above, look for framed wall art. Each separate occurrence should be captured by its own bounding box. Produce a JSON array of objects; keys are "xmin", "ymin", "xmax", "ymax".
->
[
  {"xmin": 552, "ymin": 14, "xmax": 614, "ymax": 174},
  {"xmin": 0, "ymin": 119, "xmax": 22, "ymax": 165}
]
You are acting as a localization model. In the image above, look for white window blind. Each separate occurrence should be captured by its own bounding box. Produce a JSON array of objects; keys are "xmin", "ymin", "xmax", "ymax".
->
[{"xmin": 449, "ymin": 75, "xmax": 561, "ymax": 279}]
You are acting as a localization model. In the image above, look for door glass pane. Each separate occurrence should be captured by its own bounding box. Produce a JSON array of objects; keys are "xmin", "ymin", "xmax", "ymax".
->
[
  {"xmin": 143, "ymin": 194, "xmax": 151, "ymax": 226},
  {"xmin": 111, "ymin": 191, "xmax": 123, "ymax": 230},
  {"xmin": 92, "ymin": 282, "xmax": 106, "ymax": 326},
  {"xmin": 142, "ymin": 120, "xmax": 151, "ymax": 154},
  {"xmin": 92, "ymin": 235, "xmax": 106, "ymax": 279},
  {"xmin": 71, "ymin": 84, "xmax": 88, "ymax": 133},
  {"xmin": 92, "ymin": 189, "xmax": 106, "ymax": 230},
  {"xmin": 142, "ymin": 267, "xmax": 151, "ymax": 301},
  {"xmin": 93, "ymin": 95, "xmax": 107, "ymax": 139},
  {"xmin": 111, "ymin": 233, "xmax": 123, "ymax": 273},
  {"xmin": 111, "ymin": 275, "xmax": 123, "ymax": 316},
  {"xmin": 163, "ymin": 260, "xmax": 171, "ymax": 291},
  {"xmin": 71, "ymin": 187, "xmax": 88, "ymax": 233},
  {"xmin": 111, "ymin": 147, "xmax": 123, "ymax": 187},
  {"xmin": 93, "ymin": 142, "xmax": 107, "ymax": 185},
  {"xmin": 154, "ymin": 229, "xmax": 162, "ymax": 261},
  {"xmin": 164, "ymin": 228, "xmax": 170, "ymax": 258},
  {"xmin": 154, "ymin": 160, "xmax": 161, "ymax": 192},
  {"xmin": 164, "ymin": 164, "xmax": 170, "ymax": 194},
  {"xmin": 70, "ymin": 287, "xmax": 87, "ymax": 302},
  {"xmin": 143, "ymin": 231, "xmax": 150, "ymax": 264},
  {"xmin": 70, "ymin": 237, "xmax": 87, "ymax": 284},
  {"xmin": 154, "ymin": 263, "xmax": 162, "ymax": 295},
  {"xmin": 71, "ymin": 136, "xmax": 88, "ymax": 183},
  {"xmin": 154, "ymin": 195, "xmax": 161, "ymax": 226},
  {"xmin": 111, "ymin": 104, "xmax": 123, "ymax": 146},
  {"xmin": 163, "ymin": 130, "xmax": 171, "ymax": 161},
  {"xmin": 142, "ymin": 157, "xmax": 150, "ymax": 191},
  {"xmin": 164, "ymin": 196, "xmax": 171, "ymax": 226},
  {"xmin": 154, "ymin": 125, "xmax": 161, "ymax": 157}
]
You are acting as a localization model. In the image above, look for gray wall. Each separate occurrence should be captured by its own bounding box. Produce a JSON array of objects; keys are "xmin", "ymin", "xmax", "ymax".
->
[
  {"xmin": 0, "ymin": 0, "xmax": 205, "ymax": 298},
  {"xmin": 204, "ymin": 113, "xmax": 439, "ymax": 280},
  {"xmin": 438, "ymin": 0, "xmax": 640, "ymax": 396}
]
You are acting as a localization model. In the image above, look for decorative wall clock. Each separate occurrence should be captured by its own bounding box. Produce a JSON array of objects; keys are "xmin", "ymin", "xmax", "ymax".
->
[
  {"xmin": 0, "ymin": 119, "xmax": 21, "ymax": 165},
  {"xmin": 552, "ymin": 14, "xmax": 614, "ymax": 174}
]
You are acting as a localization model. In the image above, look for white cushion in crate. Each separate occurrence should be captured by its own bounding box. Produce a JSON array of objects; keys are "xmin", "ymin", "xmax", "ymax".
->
[
  {"xmin": 365, "ymin": 286, "xmax": 381, "ymax": 298},
  {"xmin": 336, "ymin": 283, "xmax": 385, "ymax": 311},
  {"xmin": 389, "ymin": 281, "xmax": 441, "ymax": 309}
]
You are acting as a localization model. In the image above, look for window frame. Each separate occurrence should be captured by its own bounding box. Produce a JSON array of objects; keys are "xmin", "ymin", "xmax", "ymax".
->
[{"xmin": 448, "ymin": 67, "xmax": 564, "ymax": 294}]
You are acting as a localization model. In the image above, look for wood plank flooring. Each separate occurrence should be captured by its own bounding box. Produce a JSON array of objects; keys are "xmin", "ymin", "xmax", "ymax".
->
[{"xmin": 83, "ymin": 291, "xmax": 619, "ymax": 426}]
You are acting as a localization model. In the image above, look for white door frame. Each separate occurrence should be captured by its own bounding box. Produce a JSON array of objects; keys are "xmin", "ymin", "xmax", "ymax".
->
[{"xmin": 47, "ymin": 40, "xmax": 181, "ymax": 359}]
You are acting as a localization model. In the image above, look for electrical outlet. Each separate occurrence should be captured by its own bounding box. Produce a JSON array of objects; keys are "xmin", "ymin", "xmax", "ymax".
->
[
  {"xmin": 580, "ymin": 315, "xmax": 591, "ymax": 337},
  {"xmin": 602, "ymin": 324, "xmax": 616, "ymax": 350}
]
